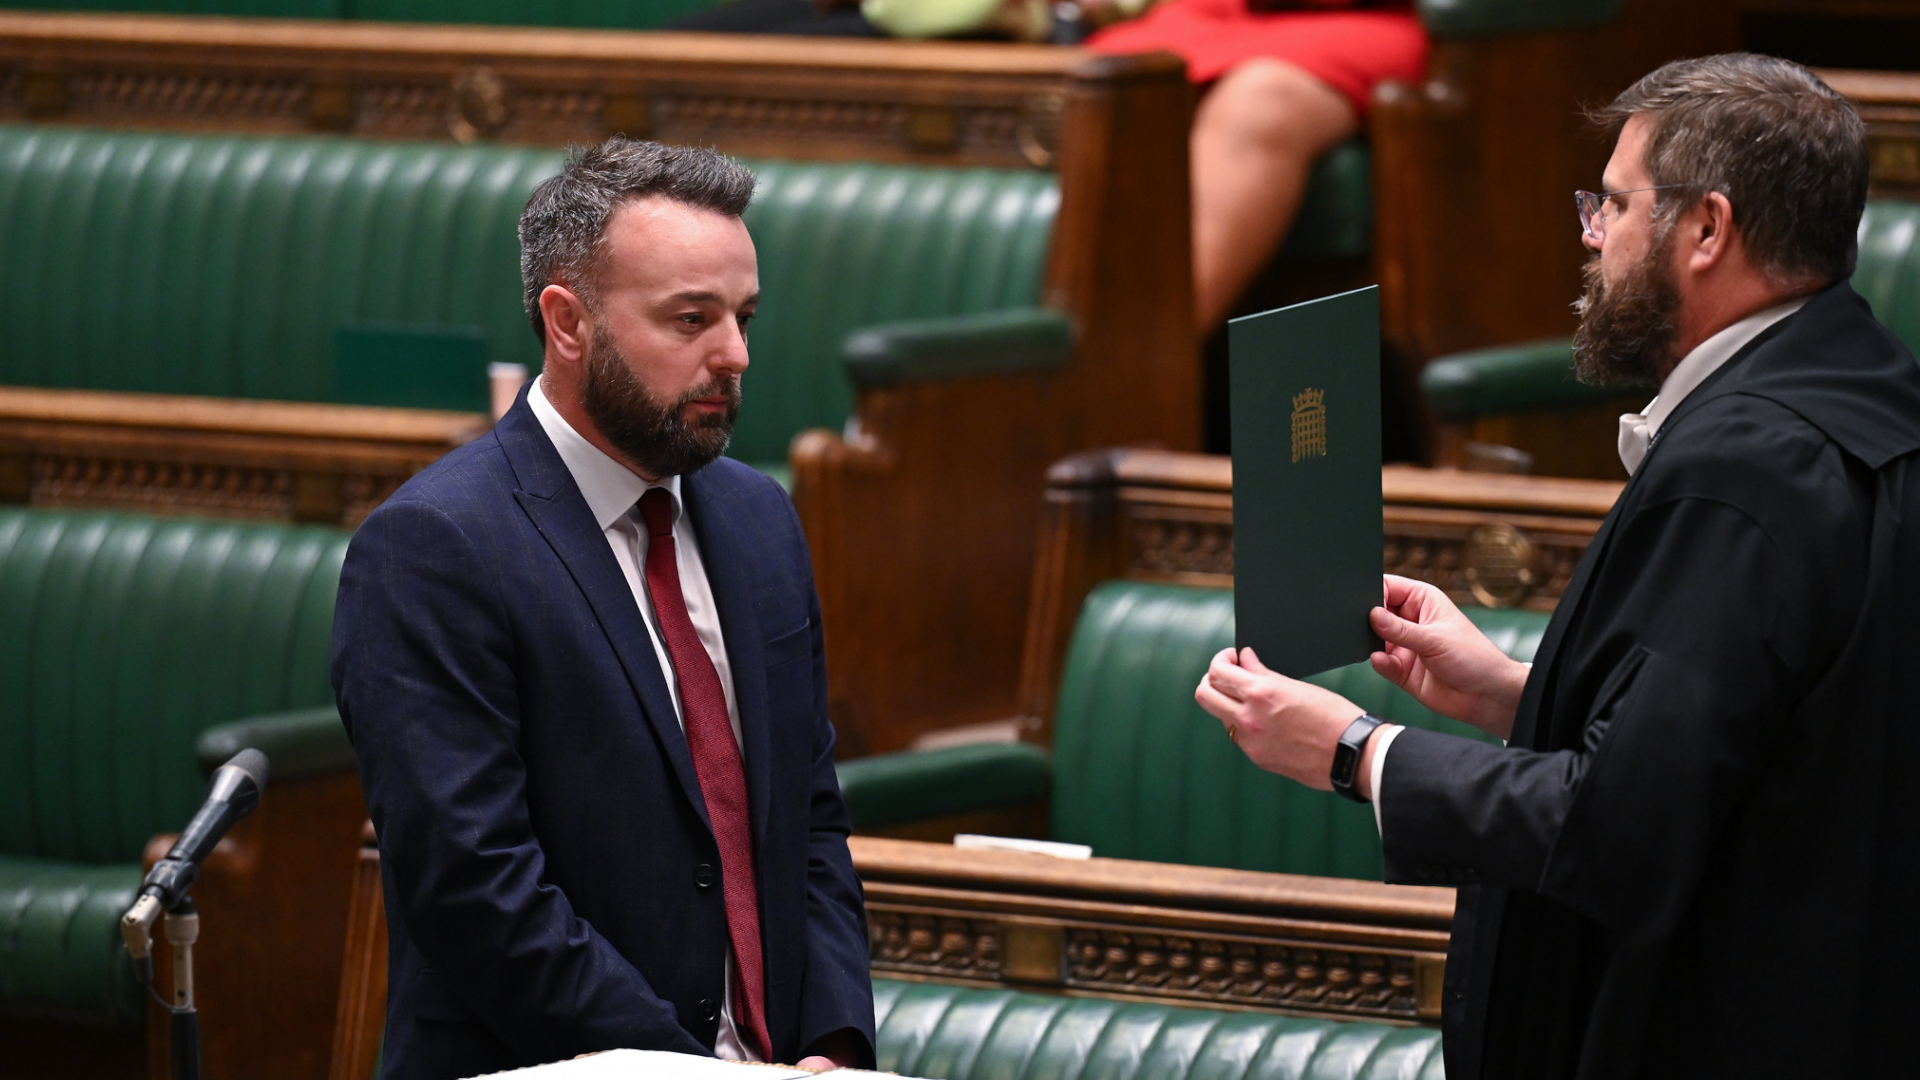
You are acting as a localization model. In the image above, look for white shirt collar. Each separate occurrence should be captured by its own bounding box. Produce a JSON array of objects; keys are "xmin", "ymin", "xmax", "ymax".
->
[
  {"xmin": 528, "ymin": 375, "xmax": 680, "ymax": 530},
  {"xmin": 1617, "ymin": 294, "xmax": 1810, "ymax": 474}
]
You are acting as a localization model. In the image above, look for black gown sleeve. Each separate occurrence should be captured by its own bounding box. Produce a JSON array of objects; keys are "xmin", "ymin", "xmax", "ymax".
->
[{"xmin": 1378, "ymin": 405, "xmax": 1869, "ymax": 930}]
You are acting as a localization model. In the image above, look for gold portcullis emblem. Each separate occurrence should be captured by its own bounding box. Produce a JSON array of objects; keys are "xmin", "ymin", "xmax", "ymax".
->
[{"xmin": 1291, "ymin": 388, "xmax": 1327, "ymax": 462}]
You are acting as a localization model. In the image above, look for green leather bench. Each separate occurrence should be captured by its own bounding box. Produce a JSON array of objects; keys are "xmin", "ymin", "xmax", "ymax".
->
[
  {"xmin": 1419, "ymin": 199, "xmax": 1920, "ymax": 440},
  {"xmin": 0, "ymin": 124, "xmax": 1066, "ymax": 478},
  {"xmin": 874, "ymin": 978, "xmax": 1443, "ymax": 1080},
  {"xmin": 840, "ymin": 580, "xmax": 1546, "ymax": 881},
  {"xmin": 0, "ymin": 506, "xmax": 355, "ymax": 1034}
]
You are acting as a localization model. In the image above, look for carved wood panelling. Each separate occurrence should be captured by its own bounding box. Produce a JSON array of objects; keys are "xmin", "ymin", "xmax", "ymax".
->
[
  {"xmin": 1116, "ymin": 484, "xmax": 1603, "ymax": 610},
  {"xmin": 0, "ymin": 388, "xmax": 484, "ymax": 529},
  {"xmin": 855, "ymin": 836, "xmax": 1452, "ymax": 1023},
  {"xmin": 0, "ymin": 16, "xmax": 1111, "ymax": 169},
  {"xmin": 1065, "ymin": 929, "xmax": 1423, "ymax": 1018},
  {"xmin": 866, "ymin": 903, "xmax": 1442, "ymax": 1023}
]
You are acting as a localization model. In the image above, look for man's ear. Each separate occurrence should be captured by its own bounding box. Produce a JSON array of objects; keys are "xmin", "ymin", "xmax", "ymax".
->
[
  {"xmin": 537, "ymin": 283, "xmax": 591, "ymax": 369},
  {"xmin": 1684, "ymin": 191, "xmax": 1737, "ymax": 274}
]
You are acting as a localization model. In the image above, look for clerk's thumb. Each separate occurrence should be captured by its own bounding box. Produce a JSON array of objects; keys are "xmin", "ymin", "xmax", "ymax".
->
[{"xmin": 1371, "ymin": 606, "xmax": 1442, "ymax": 654}]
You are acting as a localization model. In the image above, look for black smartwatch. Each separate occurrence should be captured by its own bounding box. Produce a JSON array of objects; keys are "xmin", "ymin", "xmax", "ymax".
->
[{"xmin": 1330, "ymin": 714, "xmax": 1386, "ymax": 803}]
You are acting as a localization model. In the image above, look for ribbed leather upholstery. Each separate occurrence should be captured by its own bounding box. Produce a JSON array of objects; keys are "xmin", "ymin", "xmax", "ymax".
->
[
  {"xmin": 0, "ymin": 125, "xmax": 559, "ymax": 402},
  {"xmin": 0, "ymin": 859, "xmax": 144, "ymax": 1027},
  {"xmin": 1853, "ymin": 200, "xmax": 1920, "ymax": 351},
  {"xmin": 737, "ymin": 160, "xmax": 1055, "ymax": 462},
  {"xmin": 1050, "ymin": 582, "xmax": 1544, "ymax": 880},
  {"xmin": 874, "ymin": 978, "xmax": 1444, "ymax": 1080},
  {"xmin": 0, "ymin": 508, "xmax": 348, "ymax": 1026},
  {"xmin": 0, "ymin": 125, "xmax": 1060, "ymax": 465}
]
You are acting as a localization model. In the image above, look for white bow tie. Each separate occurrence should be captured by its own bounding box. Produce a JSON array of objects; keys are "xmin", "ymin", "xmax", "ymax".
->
[{"xmin": 1618, "ymin": 411, "xmax": 1651, "ymax": 475}]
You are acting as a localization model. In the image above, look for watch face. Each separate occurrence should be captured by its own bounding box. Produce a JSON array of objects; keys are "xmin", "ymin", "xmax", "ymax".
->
[{"xmin": 1331, "ymin": 742, "xmax": 1360, "ymax": 786}]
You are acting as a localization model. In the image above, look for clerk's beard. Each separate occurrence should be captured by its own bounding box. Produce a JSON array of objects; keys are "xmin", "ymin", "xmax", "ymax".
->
[
  {"xmin": 1571, "ymin": 227, "xmax": 1681, "ymax": 387},
  {"xmin": 580, "ymin": 323, "xmax": 740, "ymax": 478}
]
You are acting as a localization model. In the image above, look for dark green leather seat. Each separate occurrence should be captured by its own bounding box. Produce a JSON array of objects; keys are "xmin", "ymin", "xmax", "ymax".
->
[
  {"xmin": 0, "ymin": 507, "xmax": 348, "ymax": 1028},
  {"xmin": 839, "ymin": 580, "xmax": 1546, "ymax": 881},
  {"xmin": 1420, "ymin": 199, "xmax": 1920, "ymax": 423},
  {"xmin": 874, "ymin": 978, "xmax": 1443, "ymax": 1080}
]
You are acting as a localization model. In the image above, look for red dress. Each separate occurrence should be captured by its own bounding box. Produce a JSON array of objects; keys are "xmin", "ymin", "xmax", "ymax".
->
[{"xmin": 1086, "ymin": 0, "xmax": 1428, "ymax": 118}]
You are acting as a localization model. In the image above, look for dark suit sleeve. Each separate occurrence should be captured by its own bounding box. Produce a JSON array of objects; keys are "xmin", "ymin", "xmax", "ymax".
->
[
  {"xmin": 789, "ymin": 529, "xmax": 878, "ymax": 1067},
  {"xmin": 334, "ymin": 499, "xmax": 709, "ymax": 1062},
  {"xmin": 1380, "ymin": 438, "xmax": 1866, "ymax": 931}
]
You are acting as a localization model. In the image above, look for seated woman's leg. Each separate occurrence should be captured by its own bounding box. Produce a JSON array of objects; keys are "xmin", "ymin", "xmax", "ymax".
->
[{"xmin": 1190, "ymin": 58, "xmax": 1358, "ymax": 332}]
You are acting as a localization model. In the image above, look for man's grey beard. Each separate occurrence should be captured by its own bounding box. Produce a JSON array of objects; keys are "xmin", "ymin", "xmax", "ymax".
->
[
  {"xmin": 579, "ymin": 322, "xmax": 740, "ymax": 478},
  {"xmin": 1571, "ymin": 228, "xmax": 1682, "ymax": 388}
]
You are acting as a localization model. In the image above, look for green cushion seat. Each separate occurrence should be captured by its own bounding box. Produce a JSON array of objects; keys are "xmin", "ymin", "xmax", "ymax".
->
[
  {"xmin": 0, "ymin": 508, "xmax": 350, "ymax": 1027},
  {"xmin": 873, "ymin": 978, "xmax": 1443, "ymax": 1080}
]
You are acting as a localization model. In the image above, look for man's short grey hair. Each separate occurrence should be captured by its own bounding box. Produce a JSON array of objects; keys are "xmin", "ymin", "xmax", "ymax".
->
[
  {"xmin": 1592, "ymin": 53, "xmax": 1868, "ymax": 286},
  {"xmin": 519, "ymin": 138, "xmax": 756, "ymax": 341}
]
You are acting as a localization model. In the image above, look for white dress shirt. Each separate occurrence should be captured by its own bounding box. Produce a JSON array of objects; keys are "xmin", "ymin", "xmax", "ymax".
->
[
  {"xmin": 1372, "ymin": 296, "xmax": 1810, "ymax": 837},
  {"xmin": 1616, "ymin": 295, "xmax": 1810, "ymax": 474},
  {"xmin": 528, "ymin": 376, "xmax": 756, "ymax": 1061}
]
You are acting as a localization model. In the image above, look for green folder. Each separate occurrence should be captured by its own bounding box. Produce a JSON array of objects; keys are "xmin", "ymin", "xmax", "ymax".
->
[{"xmin": 1229, "ymin": 286, "xmax": 1383, "ymax": 677}]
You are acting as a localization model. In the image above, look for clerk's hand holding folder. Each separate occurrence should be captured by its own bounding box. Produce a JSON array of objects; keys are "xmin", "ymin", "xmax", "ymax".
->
[{"xmin": 1204, "ymin": 288, "xmax": 1528, "ymax": 797}]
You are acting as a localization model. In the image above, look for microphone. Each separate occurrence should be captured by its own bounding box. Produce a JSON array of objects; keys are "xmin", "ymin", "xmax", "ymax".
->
[{"xmin": 123, "ymin": 750, "xmax": 271, "ymax": 974}]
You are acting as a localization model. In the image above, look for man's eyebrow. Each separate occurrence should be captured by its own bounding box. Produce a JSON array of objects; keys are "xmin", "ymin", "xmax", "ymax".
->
[{"xmin": 663, "ymin": 290, "xmax": 760, "ymax": 307}]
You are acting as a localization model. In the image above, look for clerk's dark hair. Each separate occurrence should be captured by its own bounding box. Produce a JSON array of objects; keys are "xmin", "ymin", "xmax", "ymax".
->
[
  {"xmin": 1592, "ymin": 53, "xmax": 1867, "ymax": 286},
  {"xmin": 519, "ymin": 138, "xmax": 756, "ymax": 342}
]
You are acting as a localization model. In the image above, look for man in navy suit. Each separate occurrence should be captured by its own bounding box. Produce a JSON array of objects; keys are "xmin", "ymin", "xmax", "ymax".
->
[{"xmin": 332, "ymin": 139, "xmax": 874, "ymax": 1080}]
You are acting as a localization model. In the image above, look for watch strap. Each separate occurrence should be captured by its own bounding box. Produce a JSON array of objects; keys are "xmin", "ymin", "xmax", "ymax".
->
[{"xmin": 1330, "ymin": 713, "xmax": 1386, "ymax": 803}]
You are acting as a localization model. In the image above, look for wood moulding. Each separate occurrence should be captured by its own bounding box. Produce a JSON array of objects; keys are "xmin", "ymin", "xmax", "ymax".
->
[
  {"xmin": 851, "ymin": 837, "xmax": 1453, "ymax": 1025},
  {"xmin": 0, "ymin": 11, "xmax": 1171, "ymax": 170},
  {"xmin": 1820, "ymin": 68, "xmax": 1920, "ymax": 200},
  {"xmin": 0, "ymin": 387, "xmax": 488, "ymax": 528}
]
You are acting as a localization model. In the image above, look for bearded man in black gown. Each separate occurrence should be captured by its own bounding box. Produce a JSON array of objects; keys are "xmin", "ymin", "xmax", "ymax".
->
[{"xmin": 1195, "ymin": 54, "xmax": 1920, "ymax": 1080}]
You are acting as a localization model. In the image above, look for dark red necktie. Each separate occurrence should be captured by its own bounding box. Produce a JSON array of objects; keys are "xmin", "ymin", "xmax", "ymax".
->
[{"xmin": 636, "ymin": 488, "xmax": 771, "ymax": 1061}]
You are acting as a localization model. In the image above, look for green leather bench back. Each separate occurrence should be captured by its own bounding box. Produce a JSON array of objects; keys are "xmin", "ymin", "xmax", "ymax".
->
[
  {"xmin": 0, "ymin": 124, "xmax": 1058, "ymax": 465},
  {"xmin": 875, "ymin": 978, "xmax": 1444, "ymax": 1080},
  {"xmin": 0, "ymin": 508, "xmax": 347, "ymax": 865},
  {"xmin": 1050, "ymin": 581, "xmax": 1545, "ymax": 880},
  {"xmin": 1853, "ymin": 199, "xmax": 1920, "ymax": 353}
]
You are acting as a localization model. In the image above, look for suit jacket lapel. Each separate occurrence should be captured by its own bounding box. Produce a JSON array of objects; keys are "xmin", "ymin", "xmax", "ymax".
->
[
  {"xmin": 682, "ymin": 467, "xmax": 775, "ymax": 847},
  {"xmin": 494, "ymin": 397, "xmax": 711, "ymax": 830}
]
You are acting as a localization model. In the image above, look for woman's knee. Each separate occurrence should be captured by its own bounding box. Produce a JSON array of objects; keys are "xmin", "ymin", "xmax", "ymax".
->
[{"xmin": 1198, "ymin": 59, "xmax": 1357, "ymax": 153}]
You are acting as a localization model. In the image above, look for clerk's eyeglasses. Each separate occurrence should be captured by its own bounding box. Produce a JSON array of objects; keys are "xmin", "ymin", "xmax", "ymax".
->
[{"xmin": 1575, "ymin": 185, "xmax": 1686, "ymax": 241}]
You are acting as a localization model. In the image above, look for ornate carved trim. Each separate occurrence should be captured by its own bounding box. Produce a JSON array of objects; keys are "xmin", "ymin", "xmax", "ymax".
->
[
  {"xmin": 1116, "ymin": 483, "xmax": 1602, "ymax": 609},
  {"xmin": 0, "ymin": 15, "xmax": 1131, "ymax": 168},
  {"xmin": 854, "ymin": 838, "xmax": 1451, "ymax": 1024},
  {"xmin": 0, "ymin": 388, "xmax": 482, "ymax": 529}
]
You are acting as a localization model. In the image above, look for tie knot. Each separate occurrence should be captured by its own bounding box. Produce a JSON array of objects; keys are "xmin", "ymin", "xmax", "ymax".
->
[{"xmin": 637, "ymin": 488, "xmax": 675, "ymax": 539}]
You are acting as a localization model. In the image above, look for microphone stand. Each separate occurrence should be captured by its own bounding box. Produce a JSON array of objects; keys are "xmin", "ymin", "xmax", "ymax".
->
[{"xmin": 164, "ymin": 898, "xmax": 202, "ymax": 1080}]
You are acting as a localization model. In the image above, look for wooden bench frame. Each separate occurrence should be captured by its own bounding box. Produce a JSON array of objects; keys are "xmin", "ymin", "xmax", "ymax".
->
[{"xmin": 0, "ymin": 387, "xmax": 488, "ymax": 529}]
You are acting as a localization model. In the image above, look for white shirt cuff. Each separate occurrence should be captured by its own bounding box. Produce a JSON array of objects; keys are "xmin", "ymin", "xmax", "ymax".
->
[{"xmin": 1369, "ymin": 724, "xmax": 1404, "ymax": 835}]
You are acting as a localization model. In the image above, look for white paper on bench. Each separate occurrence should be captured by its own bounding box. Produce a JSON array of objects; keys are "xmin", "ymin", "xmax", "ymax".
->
[
  {"xmin": 465, "ymin": 1050, "xmax": 928, "ymax": 1080},
  {"xmin": 952, "ymin": 834, "xmax": 1092, "ymax": 860}
]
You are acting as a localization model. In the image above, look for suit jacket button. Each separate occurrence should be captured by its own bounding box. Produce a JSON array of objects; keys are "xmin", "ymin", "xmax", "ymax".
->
[
  {"xmin": 695, "ymin": 863, "xmax": 715, "ymax": 888},
  {"xmin": 697, "ymin": 998, "xmax": 719, "ymax": 1022}
]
